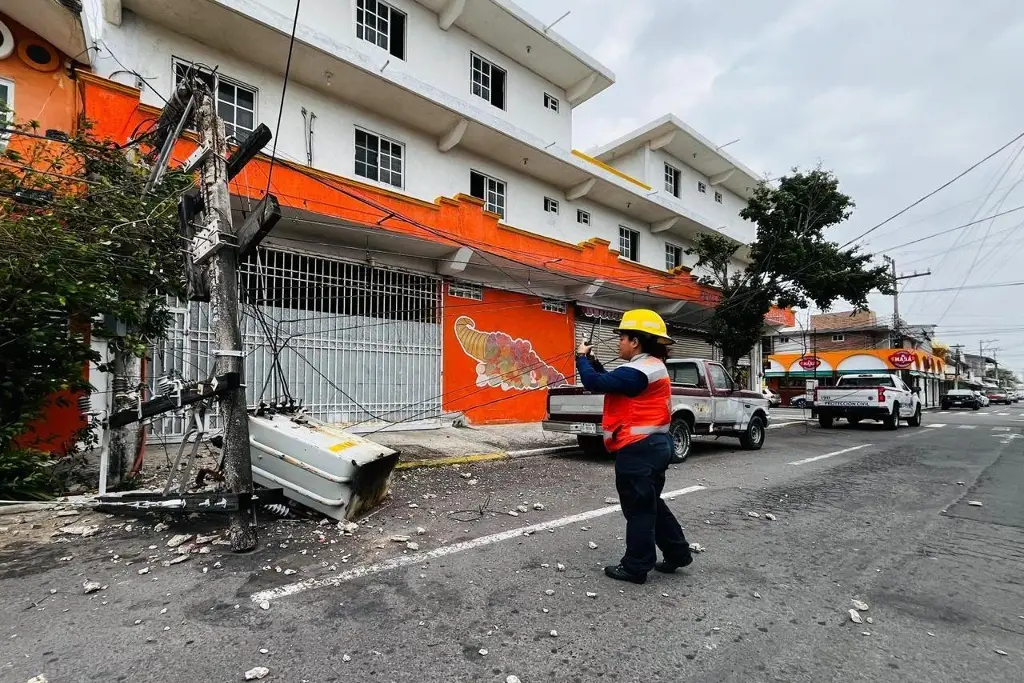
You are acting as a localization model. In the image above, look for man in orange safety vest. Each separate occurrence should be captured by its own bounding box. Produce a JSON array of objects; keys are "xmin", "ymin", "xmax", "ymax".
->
[{"xmin": 576, "ymin": 309, "xmax": 694, "ymax": 584}]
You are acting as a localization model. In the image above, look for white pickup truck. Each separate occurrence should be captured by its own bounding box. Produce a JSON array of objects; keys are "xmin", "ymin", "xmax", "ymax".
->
[
  {"xmin": 814, "ymin": 373, "xmax": 922, "ymax": 429},
  {"xmin": 543, "ymin": 358, "xmax": 770, "ymax": 463}
]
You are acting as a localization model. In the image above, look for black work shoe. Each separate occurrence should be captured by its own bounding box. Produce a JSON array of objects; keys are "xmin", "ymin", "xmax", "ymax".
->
[
  {"xmin": 604, "ymin": 564, "xmax": 647, "ymax": 584},
  {"xmin": 654, "ymin": 554, "xmax": 694, "ymax": 573}
]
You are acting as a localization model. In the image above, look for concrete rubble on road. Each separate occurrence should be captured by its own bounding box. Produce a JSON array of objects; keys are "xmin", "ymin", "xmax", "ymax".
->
[
  {"xmin": 968, "ymin": 501, "xmax": 984, "ymax": 507},
  {"xmin": 689, "ymin": 543, "xmax": 706, "ymax": 553},
  {"xmin": 342, "ymin": 654, "xmax": 352, "ymax": 663},
  {"xmin": 244, "ymin": 666, "xmax": 269, "ymax": 680},
  {"xmin": 586, "ymin": 592, "xmax": 597, "ymax": 598},
  {"xmin": 851, "ymin": 599, "xmax": 869, "ymax": 611},
  {"xmin": 747, "ymin": 511, "xmax": 761, "ymax": 518},
  {"xmin": 849, "ymin": 609, "xmax": 863, "ymax": 624},
  {"xmin": 765, "ymin": 513, "xmax": 777, "ymax": 521},
  {"xmin": 162, "ymin": 555, "xmax": 190, "ymax": 567},
  {"xmin": 166, "ymin": 534, "xmax": 193, "ymax": 548},
  {"xmin": 507, "ymin": 676, "xmax": 522, "ymax": 683},
  {"xmin": 549, "ymin": 630, "xmax": 558, "ymax": 637},
  {"xmin": 556, "ymin": 563, "xmax": 566, "ymax": 572},
  {"xmin": 994, "ymin": 649, "xmax": 1008, "ymax": 656},
  {"xmin": 478, "ymin": 648, "xmax": 488, "ymax": 656},
  {"xmin": 389, "ymin": 535, "xmax": 410, "ymax": 543},
  {"xmin": 83, "ymin": 581, "xmax": 102, "ymax": 594},
  {"xmin": 588, "ymin": 541, "xmax": 598, "ymax": 549},
  {"xmin": 26, "ymin": 676, "xmax": 48, "ymax": 683},
  {"xmin": 604, "ymin": 498, "xmax": 617, "ymax": 505},
  {"xmin": 544, "ymin": 589, "xmax": 555, "ymax": 596},
  {"xmin": 533, "ymin": 503, "xmax": 545, "ymax": 510},
  {"xmin": 406, "ymin": 541, "xmax": 420, "ymax": 551},
  {"xmin": 59, "ymin": 525, "xmax": 99, "ymax": 537}
]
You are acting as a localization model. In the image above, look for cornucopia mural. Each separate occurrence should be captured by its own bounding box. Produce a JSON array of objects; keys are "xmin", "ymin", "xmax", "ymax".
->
[{"xmin": 454, "ymin": 316, "xmax": 569, "ymax": 391}]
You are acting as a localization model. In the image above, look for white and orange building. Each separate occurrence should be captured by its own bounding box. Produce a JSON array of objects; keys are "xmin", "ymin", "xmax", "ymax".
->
[{"xmin": 4, "ymin": 1, "xmax": 792, "ymax": 439}]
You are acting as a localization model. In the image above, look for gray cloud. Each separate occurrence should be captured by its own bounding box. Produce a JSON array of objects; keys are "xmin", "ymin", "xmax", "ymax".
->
[{"xmin": 517, "ymin": 0, "xmax": 1024, "ymax": 369}]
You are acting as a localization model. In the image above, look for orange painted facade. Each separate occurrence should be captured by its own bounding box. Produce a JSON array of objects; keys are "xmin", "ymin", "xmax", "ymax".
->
[
  {"xmin": 0, "ymin": 13, "xmax": 78, "ymax": 139},
  {"xmin": 443, "ymin": 289, "xmax": 575, "ymax": 423},
  {"xmin": 2, "ymin": 13, "xmax": 87, "ymax": 454}
]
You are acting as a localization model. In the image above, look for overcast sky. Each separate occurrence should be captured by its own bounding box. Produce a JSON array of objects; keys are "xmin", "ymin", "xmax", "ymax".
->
[{"xmin": 517, "ymin": 0, "xmax": 1024, "ymax": 372}]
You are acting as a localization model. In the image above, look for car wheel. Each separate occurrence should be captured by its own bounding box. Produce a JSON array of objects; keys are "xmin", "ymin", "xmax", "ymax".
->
[
  {"xmin": 740, "ymin": 415, "xmax": 766, "ymax": 450},
  {"xmin": 818, "ymin": 413, "xmax": 834, "ymax": 428},
  {"xmin": 577, "ymin": 435, "xmax": 609, "ymax": 458},
  {"xmin": 972, "ymin": 404, "xmax": 980, "ymax": 411},
  {"xmin": 669, "ymin": 416, "xmax": 692, "ymax": 464},
  {"xmin": 885, "ymin": 403, "xmax": 900, "ymax": 430},
  {"xmin": 908, "ymin": 405, "xmax": 922, "ymax": 427}
]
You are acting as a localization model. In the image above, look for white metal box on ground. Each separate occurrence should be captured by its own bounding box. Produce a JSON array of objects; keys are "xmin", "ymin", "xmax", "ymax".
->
[{"xmin": 248, "ymin": 413, "xmax": 400, "ymax": 521}]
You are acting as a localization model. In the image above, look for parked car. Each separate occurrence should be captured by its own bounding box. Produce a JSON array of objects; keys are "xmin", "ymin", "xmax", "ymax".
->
[
  {"xmin": 974, "ymin": 391, "xmax": 990, "ymax": 407},
  {"xmin": 789, "ymin": 394, "xmax": 813, "ymax": 409},
  {"xmin": 815, "ymin": 373, "xmax": 922, "ymax": 429},
  {"xmin": 761, "ymin": 387, "xmax": 781, "ymax": 407},
  {"xmin": 1011, "ymin": 390, "xmax": 1020, "ymax": 403},
  {"xmin": 985, "ymin": 389, "xmax": 1011, "ymax": 405},
  {"xmin": 543, "ymin": 358, "xmax": 770, "ymax": 463},
  {"xmin": 941, "ymin": 389, "xmax": 981, "ymax": 411}
]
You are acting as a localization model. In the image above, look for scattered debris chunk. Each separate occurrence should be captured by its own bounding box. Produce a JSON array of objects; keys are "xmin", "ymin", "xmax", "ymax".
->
[
  {"xmin": 586, "ymin": 592, "xmax": 597, "ymax": 598},
  {"xmin": 848, "ymin": 609, "xmax": 863, "ymax": 624},
  {"xmin": 866, "ymin": 617, "xmax": 874, "ymax": 624},
  {"xmin": 167, "ymin": 534, "xmax": 193, "ymax": 548},
  {"xmin": 390, "ymin": 535, "xmax": 410, "ymax": 543},
  {"xmin": 604, "ymin": 497, "xmax": 618, "ymax": 505},
  {"xmin": 244, "ymin": 666, "xmax": 269, "ymax": 680},
  {"xmin": 342, "ymin": 654, "xmax": 352, "ymax": 663},
  {"xmin": 927, "ymin": 632, "xmax": 936, "ymax": 637},
  {"xmin": 467, "ymin": 479, "xmax": 479, "ymax": 486},
  {"xmin": 259, "ymin": 601, "xmax": 270, "ymax": 611},
  {"xmin": 588, "ymin": 541, "xmax": 598, "ymax": 549},
  {"xmin": 153, "ymin": 522, "xmax": 169, "ymax": 532},
  {"xmin": 83, "ymin": 581, "xmax": 102, "ymax": 594},
  {"xmin": 764, "ymin": 513, "xmax": 777, "ymax": 521},
  {"xmin": 194, "ymin": 534, "xmax": 219, "ymax": 545},
  {"xmin": 689, "ymin": 543, "xmax": 706, "ymax": 553},
  {"xmin": 753, "ymin": 592, "xmax": 762, "ymax": 599},
  {"xmin": 507, "ymin": 511, "xmax": 520, "ymax": 517},
  {"xmin": 408, "ymin": 503, "xmax": 419, "ymax": 509},
  {"xmin": 138, "ymin": 567, "xmax": 150, "ymax": 575},
  {"xmin": 26, "ymin": 676, "xmax": 48, "ymax": 683},
  {"xmin": 338, "ymin": 521, "xmax": 359, "ymax": 535},
  {"xmin": 259, "ymin": 648, "xmax": 268, "ymax": 655},
  {"xmin": 460, "ymin": 472, "xmax": 472, "ymax": 479},
  {"xmin": 861, "ymin": 631, "xmax": 871, "ymax": 637},
  {"xmin": 507, "ymin": 677, "xmax": 522, "ymax": 683},
  {"xmin": 516, "ymin": 505, "xmax": 529, "ymax": 514},
  {"xmin": 556, "ymin": 563, "xmax": 566, "ymax": 572},
  {"xmin": 747, "ymin": 511, "xmax": 761, "ymax": 519},
  {"xmin": 968, "ymin": 501, "xmax": 984, "ymax": 507},
  {"xmin": 55, "ymin": 510, "xmax": 80, "ymax": 518},
  {"xmin": 995, "ymin": 649, "xmax": 1008, "ymax": 656},
  {"xmin": 60, "ymin": 525, "xmax": 99, "ymax": 537},
  {"xmin": 544, "ymin": 589, "xmax": 555, "ymax": 596},
  {"xmin": 533, "ymin": 503, "xmax": 545, "ymax": 511},
  {"xmin": 956, "ymin": 481, "xmax": 965, "ymax": 486},
  {"xmin": 415, "ymin": 527, "xmax": 426, "ymax": 535},
  {"xmin": 283, "ymin": 569, "xmax": 297, "ymax": 576},
  {"xmin": 549, "ymin": 630, "xmax": 558, "ymax": 638},
  {"xmin": 406, "ymin": 542, "xmax": 420, "ymax": 551},
  {"xmin": 851, "ymin": 599, "xmax": 869, "ymax": 612},
  {"xmin": 478, "ymin": 648, "xmax": 488, "ymax": 656},
  {"xmin": 162, "ymin": 555, "xmax": 190, "ymax": 567}
]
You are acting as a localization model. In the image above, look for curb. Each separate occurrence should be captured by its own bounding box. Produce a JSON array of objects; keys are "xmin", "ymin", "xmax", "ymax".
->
[{"xmin": 394, "ymin": 444, "xmax": 580, "ymax": 471}]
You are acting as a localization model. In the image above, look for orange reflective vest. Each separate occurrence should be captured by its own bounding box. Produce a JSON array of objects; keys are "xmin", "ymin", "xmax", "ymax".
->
[{"xmin": 602, "ymin": 354, "xmax": 672, "ymax": 453}]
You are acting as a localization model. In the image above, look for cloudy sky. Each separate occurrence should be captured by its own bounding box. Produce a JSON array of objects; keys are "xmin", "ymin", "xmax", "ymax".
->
[{"xmin": 517, "ymin": 0, "xmax": 1024, "ymax": 372}]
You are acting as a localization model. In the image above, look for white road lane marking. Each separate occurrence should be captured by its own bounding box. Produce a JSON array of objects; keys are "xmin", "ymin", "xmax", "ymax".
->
[
  {"xmin": 252, "ymin": 485, "xmax": 708, "ymax": 603},
  {"xmin": 992, "ymin": 427, "xmax": 1011, "ymax": 432},
  {"xmin": 927, "ymin": 424, "xmax": 946, "ymax": 428},
  {"xmin": 788, "ymin": 444, "xmax": 871, "ymax": 466},
  {"xmin": 998, "ymin": 412, "xmax": 1009, "ymax": 416},
  {"xmin": 958, "ymin": 425, "xmax": 977, "ymax": 429}
]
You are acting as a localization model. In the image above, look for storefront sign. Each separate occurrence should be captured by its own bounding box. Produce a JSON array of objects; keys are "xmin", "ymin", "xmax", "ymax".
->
[
  {"xmin": 888, "ymin": 350, "xmax": 916, "ymax": 369},
  {"xmin": 798, "ymin": 356, "xmax": 822, "ymax": 370}
]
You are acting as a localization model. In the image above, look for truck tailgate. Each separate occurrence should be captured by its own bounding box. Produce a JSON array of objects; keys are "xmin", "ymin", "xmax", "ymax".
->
[
  {"xmin": 547, "ymin": 389, "xmax": 603, "ymax": 418},
  {"xmin": 817, "ymin": 390, "xmax": 881, "ymax": 407}
]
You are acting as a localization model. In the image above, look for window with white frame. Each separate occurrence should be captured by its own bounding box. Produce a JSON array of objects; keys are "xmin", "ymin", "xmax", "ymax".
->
[
  {"xmin": 664, "ymin": 163, "xmax": 681, "ymax": 198},
  {"xmin": 469, "ymin": 170, "xmax": 506, "ymax": 218},
  {"xmin": 173, "ymin": 60, "xmax": 257, "ymax": 142},
  {"xmin": 448, "ymin": 282, "xmax": 483, "ymax": 300},
  {"xmin": 544, "ymin": 93, "xmax": 559, "ymax": 112},
  {"xmin": 665, "ymin": 242, "xmax": 683, "ymax": 270},
  {"xmin": 544, "ymin": 196, "xmax": 559, "ymax": 214},
  {"xmin": 577, "ymin": 209, "xmax": 590, "ymax": 225},
  {"xmin": 618, "ymin": 226, "xmax": 639, "ymax": 262},
  {"xmin": 714, "ymin": 190, "xmax": 723, "ymax": 203},
  {"xmin": 697, "ymin": 181, "xmax": 707, "ymax": 194},
  {"xmin": 355, "ymin": 0, "xmax": 406, "ymax": 59},
  {"xmin": 354, "ymin": 128, "xmax": 404, "ymax": 188},
  {"xmin": 0, "ymin": 79, "xmax": 13, "ymax": 149},
  {"xmin": 542, "ymin": 299, "xmax": 567, "ymax": 314},
  {"xmin": 832, "ymin": 334, "xmax": 845, "ymax": 342},
  {"xmin": 471, "ymin": 52, "xmax": 506, "ymax": 110}
]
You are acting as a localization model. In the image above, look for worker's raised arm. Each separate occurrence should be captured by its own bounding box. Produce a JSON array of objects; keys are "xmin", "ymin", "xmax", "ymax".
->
[{"xmin": 576, "ymin": 354, "xmax": 648, "ymax": 397}]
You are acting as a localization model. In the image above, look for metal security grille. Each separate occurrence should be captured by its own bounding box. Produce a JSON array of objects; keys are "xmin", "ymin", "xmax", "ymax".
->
[{"xmin": 149, "ymin": 246, "xmax": 442, "ymax": 441}]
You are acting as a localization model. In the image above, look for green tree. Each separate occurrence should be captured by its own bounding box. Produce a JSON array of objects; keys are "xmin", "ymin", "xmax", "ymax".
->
[
  {"xmin": 688, "ymin": 167, "xmax": 894, "ymax": 372},
  {"xmin": 0, "ymin": 116, "xmax": 190, "ymax": 475}
]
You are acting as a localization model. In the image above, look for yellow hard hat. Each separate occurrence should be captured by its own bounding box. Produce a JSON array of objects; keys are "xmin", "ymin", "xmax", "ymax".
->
[{"xmin": 615, "ymin": 309, "xmax": 673, "ymax": 345}]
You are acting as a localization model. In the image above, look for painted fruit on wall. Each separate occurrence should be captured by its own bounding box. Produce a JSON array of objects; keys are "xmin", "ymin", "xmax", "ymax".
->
[{"xmin": 454, "ymin": 316, "xmax": 568, "ymax": 391}]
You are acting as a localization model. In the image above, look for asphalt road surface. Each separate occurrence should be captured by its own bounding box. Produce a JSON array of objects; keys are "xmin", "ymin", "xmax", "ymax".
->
[{"xmin": 2, "ymin": 406, "xmax": 1023, "ymax": 683}]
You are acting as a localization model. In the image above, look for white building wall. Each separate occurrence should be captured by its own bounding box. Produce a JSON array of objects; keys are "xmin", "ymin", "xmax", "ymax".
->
[
  {"xmin": 649, "ymin": 149, "xmax": 756, "ymax": 245},
  {"xmin": 87, "ymin": 13, "xmax": 687, "ymax": 274}
]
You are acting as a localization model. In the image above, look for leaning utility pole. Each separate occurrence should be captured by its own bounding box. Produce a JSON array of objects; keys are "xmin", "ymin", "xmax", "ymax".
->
[
  {"xmin": 950, "ymin": 343, "xmax": 964, "ymax": 389},
  {"xmin": 194, "ymin": 87, "xmax": 257, "ymax": 552}
]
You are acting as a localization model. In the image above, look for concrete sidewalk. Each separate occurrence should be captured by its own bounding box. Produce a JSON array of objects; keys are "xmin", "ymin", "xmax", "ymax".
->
[{"xmin": 371, "ymin": 422, "xmax": 578, "ymax": 469}]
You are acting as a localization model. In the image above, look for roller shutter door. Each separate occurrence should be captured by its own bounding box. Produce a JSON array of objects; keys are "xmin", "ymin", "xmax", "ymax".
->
[{"xmin": 668, "ymin": 328, "xmax": 717, "ymax": 361}]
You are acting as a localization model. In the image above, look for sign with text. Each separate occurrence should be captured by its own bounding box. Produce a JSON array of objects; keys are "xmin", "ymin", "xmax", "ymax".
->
[{"xmin": 888, "ymin": 350, "xmax": 917, "ymax": 369}]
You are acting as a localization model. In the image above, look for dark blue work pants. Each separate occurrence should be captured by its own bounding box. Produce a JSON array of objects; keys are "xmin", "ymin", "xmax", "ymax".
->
[{"xmin": 613, "ymin": 434, "xmax": 691, "ymax": 574}]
